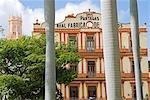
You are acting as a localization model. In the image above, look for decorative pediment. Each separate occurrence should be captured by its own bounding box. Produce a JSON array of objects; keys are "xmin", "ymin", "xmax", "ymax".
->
[{"xmin": 55, "ymin": 9, "xmax": 102, "ymax": 29}]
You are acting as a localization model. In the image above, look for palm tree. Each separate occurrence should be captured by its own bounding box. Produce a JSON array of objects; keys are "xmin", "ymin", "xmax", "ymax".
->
[
  {"xmin": 44, "ymin": 0, "xmax": 56, "ymax": 100},
  {"xmin": 130, "ymin": 0, "xmax": 143, "ymax": 100},
  {"xmin": 101, "ymin": 0, "xmax": 122, "ymax": 100}
]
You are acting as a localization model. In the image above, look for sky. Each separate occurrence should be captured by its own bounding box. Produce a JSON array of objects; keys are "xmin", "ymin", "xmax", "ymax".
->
[{"xmin": 0, "ymin": 0, "xmax": 149, "ymax": 59}]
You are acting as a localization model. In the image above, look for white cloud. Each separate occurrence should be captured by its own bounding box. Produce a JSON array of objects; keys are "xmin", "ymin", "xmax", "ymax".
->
[
  {"xmin": 0, "ymin": 0, "xmax": 100, "ymax": 36},
  {"xmin": 55, "ymin": 0, "xmax": 100, "ymax": 23},
  {"xmin": 0, "ymin": 0, "xmax": 44, "ymax": 36},
  {"xmin": 0, "ymin": 0, "xmax": 129, "ymax": 37}
]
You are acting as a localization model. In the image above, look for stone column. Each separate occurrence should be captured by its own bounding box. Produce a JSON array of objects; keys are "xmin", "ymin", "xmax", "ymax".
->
[
  {"xmin": 79, "ymin": 83, "xmax": 83, "ymax": 99},
  {"xmin": 96, "ymin": 58, "xmax": 100, "ymax": 77},
  {"xmin": 78, "ymin": 60, "xmax": 82, "ymax": 74},
  {"xmin": 61, "ymin": 84, "xmax": 66, "ymax": 99},
  {"xmin": 82, "ymin": 32, "xmax": 86, "ymax": 49},
  {"xmin": 66, "ymin": 85, "xmax": 69, "ymax": 100},
  {"xmin": 83, "ymin": 58, "xmax": 87, "ymax": 75},
  {"xmin": 98, "ymin": 32, "xmax": 100, "ymax": 49},
  {"xmin": 100, "ymin": 32, "xmax": 103, "ymax": 48},
  {"xmin": 97, "ymin": 82, "xmax": 101, "ymax": 99},
  {"xmin": 65, "ymin": 33, "xmax": 68, "ymax": 44},
  {"xmin": 101, "ymin": 58, "xmax": 105, "ymax": 73},
  {"xmin": 84, "ymin": 83, "xmax": 88, "ymax": 99},
  {"xmin": 78, "ymin": 32, "xmax": 81, "ymax": 49},
  {"xmin": 96, "ymin": 32, "xmax": 99, "ymax": 49},
  {"xmin": 61, "ymin": 32, "xmax": 64, "ymax": 43}
]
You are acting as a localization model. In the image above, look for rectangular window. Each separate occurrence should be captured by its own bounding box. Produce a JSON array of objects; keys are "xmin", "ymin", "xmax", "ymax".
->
[
  {"xmin": 69, "ymin": 36, "xmax": 77, "ymax": 47},
  {"xmin": 70, "ymin": 64, "xmax": 78, "ymax": 73},
  {"xmin": 88, "ymin": 61, "xmax": 96, "ymax": 77},
  {"xmin": 86, "ymin": 36, "xmax": 95, "ymax": 52},
  {"xmin": 88, "ymin": 86, "xmax": 96, "ymax": 99},
  {"xmin": 70, "ymin": 86, "xmax": 78, "ymax": 100}
]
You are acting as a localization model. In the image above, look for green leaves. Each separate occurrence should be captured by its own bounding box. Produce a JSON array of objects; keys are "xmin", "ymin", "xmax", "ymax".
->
[
  {"xmin": 56, "ymin": 67, "xmax": 77, "ymax": 85},
  {"xmin": 0, "ymin": 35, "xmax": 80, "ymax": 99},
  {"xmin": 0, "ymin": 75, "xmax": 25, "ymax": 100}
]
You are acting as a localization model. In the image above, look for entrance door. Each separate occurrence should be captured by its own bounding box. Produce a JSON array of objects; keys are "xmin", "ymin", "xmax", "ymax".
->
[
  {"xmin": 70, "ymin": 86, "xmax": 78, "ymax": 100},
  {"xmin": 88, "ymin": 86, "xmax": 96, "ymax": 100}
]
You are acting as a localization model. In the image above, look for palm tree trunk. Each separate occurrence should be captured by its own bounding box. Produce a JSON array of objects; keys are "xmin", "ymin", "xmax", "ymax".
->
[
  {"xmin": 101, "ymin": 0, "xmax": 122, "ymax": 100},
  {"xmin": 44, "ymin": 0, "xmax": 56, "ymax": 100},
  {"xmin": 130, "ymin": 0, "xmax": 143, "ymax": 100}
]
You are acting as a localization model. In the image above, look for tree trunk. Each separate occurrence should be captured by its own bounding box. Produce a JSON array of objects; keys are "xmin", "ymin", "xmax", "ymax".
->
[
  {"xmin": 44, "ymin": 0, "xmax": 56, "ymax": 100},
  {"xmin": 101, "ymin": 0, "xmax": 122, "ymax": 100},
  {"xmin": 130, "ymin": 0, "xmax": 143, "ymax": 100}
]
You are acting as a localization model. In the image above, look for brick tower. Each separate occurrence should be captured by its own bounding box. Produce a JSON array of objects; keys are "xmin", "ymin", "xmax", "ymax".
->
[{"xmin": 7, "ymin": 16, "xmax": 22, "ymax": 39}]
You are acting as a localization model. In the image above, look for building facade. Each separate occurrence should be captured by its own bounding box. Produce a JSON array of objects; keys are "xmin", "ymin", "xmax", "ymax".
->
[
  {"xmin": 32, "ymin": 10, "xmax": 150, "ymax": 100},
  {"xmin": 6, "ymin": 16, "xmax": 22, "ymax": 39}
]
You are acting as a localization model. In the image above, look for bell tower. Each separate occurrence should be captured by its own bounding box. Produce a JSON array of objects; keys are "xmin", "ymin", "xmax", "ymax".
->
[{"xmin": 7, "ymin": 16, "xmax": 22, "ymax": 39}]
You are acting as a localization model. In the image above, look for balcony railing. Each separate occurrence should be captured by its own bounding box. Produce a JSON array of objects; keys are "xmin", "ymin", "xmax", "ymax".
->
[
  {"xmin": 86, "ymin": 47, "xmax": 95, "ymax": 52},
  {"xmin": 70, "ymin": 97, "xmax": 78, "ymax": 100},
  {"xmin": 88, "ymin": 72, "xmax": 96, "ymax": 78}
]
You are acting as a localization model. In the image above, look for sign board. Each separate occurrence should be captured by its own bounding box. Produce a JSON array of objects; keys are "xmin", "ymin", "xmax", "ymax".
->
[{"xmin": 55, "ymin": 10, "xmax": 102, "ymax": 29}]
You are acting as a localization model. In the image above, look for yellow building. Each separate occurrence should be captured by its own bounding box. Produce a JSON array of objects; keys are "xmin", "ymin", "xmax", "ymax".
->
[{"xmin": 32, "ymin": 10, "xmax": 149, "ymax": 100}]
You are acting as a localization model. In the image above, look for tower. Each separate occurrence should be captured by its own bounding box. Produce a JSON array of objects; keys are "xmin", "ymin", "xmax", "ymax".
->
[{"xmin": 7, "ymin": 16, "xmax": 22, "ymax": 39}]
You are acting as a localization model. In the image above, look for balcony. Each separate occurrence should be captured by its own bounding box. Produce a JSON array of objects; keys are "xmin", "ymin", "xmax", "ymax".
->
[
  {"xmin": 88, "ymin": 72, "xmax": 96, "ymax": 78},
  {"xmin": 75, "ymin": 73, "xmax": 149, "ymax": 81},
  {"xmin": 70, "ymin": 97, "xmax": 78, "ymax": 100},
  {"xmin": 86, "ymin": 47, "xmax": 95, "ymax": 52}
]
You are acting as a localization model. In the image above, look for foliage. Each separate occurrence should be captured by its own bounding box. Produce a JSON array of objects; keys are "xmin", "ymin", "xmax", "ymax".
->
[
  {"xmin": 56, "ymin": 43, "xmax": 80, "ymax": 84},
  {"xmin": 0, "ymin": 75, "xmax": 25, "ymax": 100},
  {"xmin": 0, "ymin": 35, "xmax": 80, "ymax": 100}
]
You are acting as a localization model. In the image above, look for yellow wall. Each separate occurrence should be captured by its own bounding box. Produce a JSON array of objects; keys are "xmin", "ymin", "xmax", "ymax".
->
[
  {"xmin": 140, "ymin": 32, "xmax": 147, "ymax": 48},
  {"xmin": 141, "ymin": 57, "xmax": 148, "ymax": 73},
  {"xmin": 124, "ymin": 81, "xmax": 132, "ymax": 98},
  {"xmin": 122, "ymin": 32, "xmax": 129, "ymax": 48},
  {"xmin": 143, "ymin": 81, "xmax": 149, "ymax": 98},
  {"xmin": 122, "ymin": 57, "xmax": 131, "ymax": 73}
]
